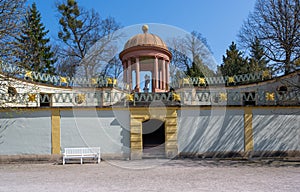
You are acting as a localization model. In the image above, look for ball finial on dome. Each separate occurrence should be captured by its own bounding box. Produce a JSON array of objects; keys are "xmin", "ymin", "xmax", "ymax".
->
[{"xmin": 142, "ymin": 25, "xmax": 149, "ymax": 33}]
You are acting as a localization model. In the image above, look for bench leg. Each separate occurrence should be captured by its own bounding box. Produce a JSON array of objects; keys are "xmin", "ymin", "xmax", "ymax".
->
[
  {"xmin": 63, "ymin": 157, "xmax": 65, "ymax": 165},
  {"xmin": 81, "ymin": 157, "xmax": 83, "ymax": 164}
]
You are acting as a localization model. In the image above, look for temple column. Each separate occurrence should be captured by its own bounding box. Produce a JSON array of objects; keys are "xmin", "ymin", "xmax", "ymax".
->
[
  {"xmin": 162, "ymin": 60, "xmax": 166, "ymax": 90},
  {"xmin": 154, "ymin": 57, "xmax": 158, "ymax": 91},
  {"xmin": 128, "ymin": 59, "xmax": 132, "ymax": 90},
  {"xmin": 123, "ymin": 61, "xmax": 127, "ymax": 84},
  {"xmin": 166, "ymin": 61, "xmax": 169, "ymax": 90},
  {"xmin": 159, "ymin": 69, "xmax": 162, "ymax": 89},
  {"xmin": 136, "ymin": 57, "xmax": 140, "ymax": 92}
]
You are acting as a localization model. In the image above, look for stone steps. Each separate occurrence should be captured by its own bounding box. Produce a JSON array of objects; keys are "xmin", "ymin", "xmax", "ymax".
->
[{"xmin": 143, "ymin": 145, "xmax": 166, "ymax": 159}]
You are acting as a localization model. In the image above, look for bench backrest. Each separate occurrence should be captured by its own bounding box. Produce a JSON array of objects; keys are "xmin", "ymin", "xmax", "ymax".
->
[{"xmin": 64, "ymin": 147, "xmax": 100, "ymax": 155}]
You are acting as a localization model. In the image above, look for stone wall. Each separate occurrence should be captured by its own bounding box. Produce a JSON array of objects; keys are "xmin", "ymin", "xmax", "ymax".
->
[
  {"xmin": 60, "ymin": 109, "xmax": 130, "ymax": 158},
  {"xmin": 0, "ymin": 106, "xmax": 299, "ymax": 159},
  {"xmin": 0, "ymin": 110, "xmax": 51, "ymax": 155},
  {"xmin": 253, "ymin": 108, "xmax": 300, "ymax": 151},
  {"xmin": 178, "ymin": 108, "xmax": 244, "ymax": 155}
]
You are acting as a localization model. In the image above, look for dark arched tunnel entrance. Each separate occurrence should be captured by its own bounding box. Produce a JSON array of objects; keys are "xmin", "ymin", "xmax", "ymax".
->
[{"xmin": 142, "ymin": 119, "xmax": 165, "ymax": 158}]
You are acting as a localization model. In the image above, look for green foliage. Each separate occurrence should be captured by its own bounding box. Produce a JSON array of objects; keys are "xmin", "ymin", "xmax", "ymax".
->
[
  {"xmin": 219, "ymin": 40, "xmax": 270, "ymax": 77},
  {"xmin": 58, "ymin": 0, "xmax": 83, "ymax": 43},
  {"xmin": 186, "ymin": 61, "xmax": 202, "ymax": 77},
  {"xmin": 186, "ymin": 56, "xmax": 215, "ymax": 77},
  {"xmin": 218, "ymin": 42, "xmax": 249, "ymax": 76},
  {"xmin": 248, "ymin": 37, "xmax": 269, "ymax": 72},
  {"xmin": 14, "ymin": 3, "xmax": 56, "ymax": 74}
]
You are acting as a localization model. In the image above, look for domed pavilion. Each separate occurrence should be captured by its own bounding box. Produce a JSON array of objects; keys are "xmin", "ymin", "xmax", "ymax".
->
[{"xmin": 119, "ymin": 25, "xmax": 172, "ymax": 93}]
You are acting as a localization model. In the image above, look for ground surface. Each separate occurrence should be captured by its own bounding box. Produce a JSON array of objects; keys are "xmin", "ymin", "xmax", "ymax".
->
[{"xmin": 0, "ymin": 159, "xmax": 299, "ymax": 192}]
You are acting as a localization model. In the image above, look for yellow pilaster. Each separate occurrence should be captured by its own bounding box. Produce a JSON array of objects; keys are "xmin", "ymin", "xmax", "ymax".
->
[
  {"xmin": 244, "ymin": 107, "xmax": 254, "ymax": 152},
  {"xmin": 51, "ymin": 109, "xmax": 61, "ymax": 154},
  {"xmin": 129, "ymin": 107, "xmax": 178, "ymax": 159},
  {"xmin": 165, "ymin": 109, "xmax": 178, "ymax": 158}
]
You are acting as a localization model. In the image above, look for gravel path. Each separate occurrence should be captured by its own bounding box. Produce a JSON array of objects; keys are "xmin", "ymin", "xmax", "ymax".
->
[{"xmin": 0, "ymin": 159, "xmax": 299, "ymax": 192}]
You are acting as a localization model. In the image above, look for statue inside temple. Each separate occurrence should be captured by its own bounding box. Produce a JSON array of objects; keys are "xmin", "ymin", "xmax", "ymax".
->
[{"xmin": 143, "ymin": 74, "xmax": 150, "ymax": 93}]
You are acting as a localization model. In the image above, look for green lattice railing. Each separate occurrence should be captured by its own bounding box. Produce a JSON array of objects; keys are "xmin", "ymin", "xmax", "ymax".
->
[
  {"xmin": 1, "ymin": 89, "xmax": 299, "ymax": 107},
  {"xmin": 0, "ymin": 62, "xmax": 128, "ymax": 89},
  {"xmin": 172, "ymin": 71, "xmax": 271, "ymax": 88},
  {"xmin": 1, "ymin": 62, "xmax": 272, "ymax": 89}
]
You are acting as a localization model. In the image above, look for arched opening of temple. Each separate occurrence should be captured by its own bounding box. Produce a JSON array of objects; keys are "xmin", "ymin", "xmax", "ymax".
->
[{"xmin": 142, "ymin": 119, "xmax": 165, "ymax": 157}]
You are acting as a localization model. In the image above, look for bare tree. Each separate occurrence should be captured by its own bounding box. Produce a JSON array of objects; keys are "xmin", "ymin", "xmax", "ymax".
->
[
  {"xmin": 168, "ymin": 31, "xmax": 216, "ymax": 80},
  {"xmin": 56, "ymin": 0, "xmax": 121, "ymax": 78},
  {"xmin": 102, "ymin": 55, "xmax": 123, "ymax": 79},
  {"xmin": 184, "ymin": 31, "xmax": 213, "ymax": 64},
  {"xmin": 0, "ymin": 0, "xmax": 27, "ymax": 63},
  {"xmin": 0, "ymin": 0, "xmax": 37, "ymax": 109},
  {"xmin": 239, "ymin": 0, "xmax": 300, "ymax": 74}
]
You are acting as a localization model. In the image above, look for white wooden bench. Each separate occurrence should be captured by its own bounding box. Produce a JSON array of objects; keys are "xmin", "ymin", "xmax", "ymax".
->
[{"xmin": 62, "ymin": 147, "xmax": 101, "ymax": 165}]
